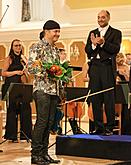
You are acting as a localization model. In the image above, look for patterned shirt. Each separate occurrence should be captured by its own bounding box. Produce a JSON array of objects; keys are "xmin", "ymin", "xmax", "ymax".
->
[{"xmin": 28, "ymin": 39, "xmax": 60, "ymax": 95}]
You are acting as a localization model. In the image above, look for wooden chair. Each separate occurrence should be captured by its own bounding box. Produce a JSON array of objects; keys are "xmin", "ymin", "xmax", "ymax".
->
[{"xmin": 113, "ymin": 104, "xmax": 122, "ymax": 135}]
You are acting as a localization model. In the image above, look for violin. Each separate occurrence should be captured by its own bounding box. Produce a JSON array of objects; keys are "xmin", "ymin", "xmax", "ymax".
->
[
  {"xmin": 20, "ymin": 55, "xmax": 31, "ymax": 83},
  {"xmin": 66, "ymin": 80, "xmax": 83, "ymax": 119}
]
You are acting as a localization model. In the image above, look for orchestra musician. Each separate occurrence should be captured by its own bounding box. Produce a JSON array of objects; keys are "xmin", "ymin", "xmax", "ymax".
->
[
  {"xmin": 116, "ymin": 53, "xmax": 131, "ymax": 135},
  {"xmin": 59, "ymin": 48, "xmax": 83, "ymax": 134},
  {"xmin": 1, "ymin": 39, "xmax": 32, "ymax": 142}
]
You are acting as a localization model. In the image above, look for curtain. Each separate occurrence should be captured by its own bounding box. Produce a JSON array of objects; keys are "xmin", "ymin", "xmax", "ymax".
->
[
  {"xmin": 30, "ymin": 0, "xmax": 53, "ymax": 21},
  {"xmin": 22, "ymin": 0, "xmax": 31, "ymax": 21}
]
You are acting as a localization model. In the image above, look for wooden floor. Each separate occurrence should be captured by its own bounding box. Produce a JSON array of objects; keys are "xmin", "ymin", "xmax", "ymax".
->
[
  {"xmin": 0, "ymin": 109, "xmax": 126, "ymax": 165},
  {"xmin": 0, "ymin": 134, "xmax": 124, "ymax": 165}
]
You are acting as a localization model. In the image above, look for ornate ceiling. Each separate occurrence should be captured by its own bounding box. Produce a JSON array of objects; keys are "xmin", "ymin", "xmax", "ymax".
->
[{"xmin": 65, "ymin": 0, "xmax": 131, "ymax": 9}]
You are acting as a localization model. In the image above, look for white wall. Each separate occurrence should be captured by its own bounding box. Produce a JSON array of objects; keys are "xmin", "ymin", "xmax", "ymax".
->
[
  {"xmin": 1, "ymin": 0, "xmax": 54, "ymax": 28},
  {"xmin": 1, "ymin": 0, "xmax": 22, "ymax": 28},
  {"xmin": 53, "ymin": 0, "xmax": 131, "ymax": 29},
  {"xmin": 1, "ymin": 0, "xmax": 131, "ymax": 32},
  {"xmin": 0, "ymin": 1, "xmax": 2, "ymax": 25},
  {"xmin": 0, "ymin": 0, "xmax": 131, "ymax": 43}
]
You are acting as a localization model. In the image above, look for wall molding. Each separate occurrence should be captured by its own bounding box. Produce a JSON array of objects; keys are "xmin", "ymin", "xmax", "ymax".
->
[{"xmin": 0, "ymin": 21, "xmax": 131, "ymax": 43}]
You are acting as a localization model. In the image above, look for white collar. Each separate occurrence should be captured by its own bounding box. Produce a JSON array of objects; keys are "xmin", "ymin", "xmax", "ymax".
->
[{"xmin": 98, "ymin": 25, "xmax": 109, "ymax": 32}]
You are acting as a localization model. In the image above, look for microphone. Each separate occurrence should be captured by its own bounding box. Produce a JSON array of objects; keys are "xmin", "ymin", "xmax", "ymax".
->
[{"xmin": 7, "ymin": 5, "xmax": 9, "ymax": 8}]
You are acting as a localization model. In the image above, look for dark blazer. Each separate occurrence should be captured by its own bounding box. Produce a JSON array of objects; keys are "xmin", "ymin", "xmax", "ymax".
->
[{"xmin": 85, "ymin": 25, "xmax": 122, "ymax": 77}]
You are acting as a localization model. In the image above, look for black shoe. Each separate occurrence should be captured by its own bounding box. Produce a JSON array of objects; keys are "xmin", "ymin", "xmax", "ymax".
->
[
  {"xmin": 43, "ymin": 154, "xmax": 60, "ymax": 164},
  {"xmin": 31, "ymin": 155, "xmax": 49, "ymax": 165},
  {"xmin": 8, "ymin": 139, "xmax": 19, "ymax": 143},
  {"xmin": 76, "ymin": 128, "xmax": 84, "ymax": 134},
  {"xmin": 90, "ymin": 129, "xmax": 105, "ymax": 135},
  {"xmin": 12, "ymin": 140, "xmax": 19, "ymax": 143},
  {"xmin": 105, "ymin": 129, "xmax": 113, "ymax": 136},
  {"xmin": 57, "ymin": 127, "xmax": 62, "ymax": 135}
]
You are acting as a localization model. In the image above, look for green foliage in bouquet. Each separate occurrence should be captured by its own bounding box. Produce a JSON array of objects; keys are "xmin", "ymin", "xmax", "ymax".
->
[{"xmin": 42, "ymin": 59, "xmax": 72, "ymax": 83}]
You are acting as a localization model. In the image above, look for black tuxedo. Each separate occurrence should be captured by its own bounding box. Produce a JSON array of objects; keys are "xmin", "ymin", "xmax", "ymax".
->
[
  {"xmin": 85, "ymin": 26, "xmax": 122, "ymax": 132},
  {"xmin": 85, "ymin": 26, "xmax": 122, "ymax": 74}
]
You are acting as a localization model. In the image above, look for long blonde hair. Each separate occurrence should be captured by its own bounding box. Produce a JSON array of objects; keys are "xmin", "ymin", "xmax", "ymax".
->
[{"xmin": 116, "ymin": 53, "xmax": 126, "ymax": 66}]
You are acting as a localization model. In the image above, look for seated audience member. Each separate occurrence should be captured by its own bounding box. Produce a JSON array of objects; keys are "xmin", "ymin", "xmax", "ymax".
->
[
  {"xmin": 125, "ymin": 53, "xmax": 131, "ymax": 65},
  {"xmin": 116, "ymin": 53, "xmax": 130, "ymax": 82}
]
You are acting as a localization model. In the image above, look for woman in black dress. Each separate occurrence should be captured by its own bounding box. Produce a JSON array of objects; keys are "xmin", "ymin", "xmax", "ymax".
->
[
  {"xmin": 2, "ymin": 39, "xmax": 32, "ymax": 142},
  {"xmin": 116, "ymin": 53, "xmax": 131, "ymax": 135}
]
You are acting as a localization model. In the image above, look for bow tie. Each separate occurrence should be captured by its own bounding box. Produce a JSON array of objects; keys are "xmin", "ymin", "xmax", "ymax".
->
[{"xmin": 98, "ymin": 27, "xmax": 104, "ymax": 32}]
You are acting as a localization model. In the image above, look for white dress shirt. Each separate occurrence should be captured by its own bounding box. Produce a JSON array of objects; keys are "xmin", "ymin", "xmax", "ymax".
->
[{"xmin": 92, "ymin": 25, "xmax": 109, "ymax": 59}]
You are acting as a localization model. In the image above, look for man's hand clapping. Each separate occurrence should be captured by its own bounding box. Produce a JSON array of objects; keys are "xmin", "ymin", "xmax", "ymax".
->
[{"xmin": 90, "ymin": 33, "xmax": 105, "ymax": 46}]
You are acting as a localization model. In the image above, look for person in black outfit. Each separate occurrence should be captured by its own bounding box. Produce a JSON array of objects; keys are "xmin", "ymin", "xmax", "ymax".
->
[
  {"xmin": 1, "ymin": 39, "xmax": 32, "ymax": 142},
  {"xmin": 116, "ymin": 53, "xmax": 131, "ymax": 135},
  {"xmin": 85, "ymin": 10, "xmax": 122, "ymax": 135}
]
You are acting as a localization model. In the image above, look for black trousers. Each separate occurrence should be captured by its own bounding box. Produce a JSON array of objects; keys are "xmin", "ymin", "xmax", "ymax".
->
[
  {"xmin": 31, "ymin": 91, "xmax": 59, "ymax": 156},
  {"xmin": 89, "ymin": 62, "xmax": 115, "ymax": 131},
  {"xmin": 4, "ymin": 100, "xmax": 32, "ymax": 140}
]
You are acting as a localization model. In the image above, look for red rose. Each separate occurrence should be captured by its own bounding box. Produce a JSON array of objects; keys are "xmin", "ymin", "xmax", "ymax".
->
[
  {"xmin": 55, "ymin": 68, "xmax": 63, "ymax": 76},
  {"xmin": 50, "ymin": 65, "xmax": 60, "ymax": 73}
]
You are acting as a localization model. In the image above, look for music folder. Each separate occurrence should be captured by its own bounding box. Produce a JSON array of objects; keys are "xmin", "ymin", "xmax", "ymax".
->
[
  {"xmin": 68, "ymin": 66, "xmax": 82, "ymax": 71},
  {"xmin": 115, "ymin": 83, "xmax": 130, "ymax": 104},
  {"xmin": 6, "ymin": 83, "xmax": 33, "ymax": 103},
  {"xmin": 65, "ymin": 87, "xmax": 89, "ymax": 102}
]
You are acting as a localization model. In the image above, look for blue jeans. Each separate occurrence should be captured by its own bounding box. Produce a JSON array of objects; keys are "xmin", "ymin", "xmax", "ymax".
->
[
  {"xmin": 31, "ymin": 90, "xmax": 59, "ymax": 156},
  {"xmin": 51, "ymin": 106, "xmax": 64, "ymax": 132}
]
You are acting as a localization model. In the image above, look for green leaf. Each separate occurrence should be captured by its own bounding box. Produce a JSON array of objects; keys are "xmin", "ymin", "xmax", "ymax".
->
[{"xmin": 62, "ymin": 61, "xmax": 69, "ymax": 69}]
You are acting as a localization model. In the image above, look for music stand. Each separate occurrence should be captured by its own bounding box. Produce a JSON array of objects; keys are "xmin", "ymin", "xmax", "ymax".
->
[
  {"xmin": 68, "ymin": 65, "xmax": 82, "ymax": 71},
  {"xmin": 8, "ymin": 83, "xmax": 33, "ymax": 103},
  {"xmin": 115, "ymin": 83, "xmax": 130, "ymax": 105},
  {"xmin": 1, "ymin": 83, "xmax": 33, "ymax": 144}
]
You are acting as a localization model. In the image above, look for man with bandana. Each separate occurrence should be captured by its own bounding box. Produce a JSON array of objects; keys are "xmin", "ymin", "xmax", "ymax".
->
[{"xmin": 28, "ymin": 20, "xmax": 61, "ymax": 165}]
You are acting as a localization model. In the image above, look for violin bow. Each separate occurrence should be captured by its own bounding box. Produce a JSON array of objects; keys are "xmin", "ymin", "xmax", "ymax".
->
[
  {"xmin": 61, "ymin": 87, "xmax": 114, "ymax": 105},
  {"xmin": 70, "ymin": 71, "xmax": 83, "ymax": 80},
  {"xmin": 82, "ymin": 89, "xmax": 91, "ymax": 110}
]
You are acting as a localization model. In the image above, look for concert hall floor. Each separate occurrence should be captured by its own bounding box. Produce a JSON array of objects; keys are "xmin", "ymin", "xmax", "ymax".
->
[{"xmin": 0, "ymin": 134, "xmax": 124, "ymax": 165}]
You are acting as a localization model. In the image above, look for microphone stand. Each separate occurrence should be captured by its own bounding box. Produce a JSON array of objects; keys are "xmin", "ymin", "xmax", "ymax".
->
[{"xmin": 0, "ymin": 5, "xmax": 9, "ymax": 24}]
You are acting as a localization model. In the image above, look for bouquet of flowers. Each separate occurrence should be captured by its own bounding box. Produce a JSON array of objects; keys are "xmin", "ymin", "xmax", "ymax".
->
[{"xmin": 42, "ymin": 59, "xmax": 72, "ymax": 83}]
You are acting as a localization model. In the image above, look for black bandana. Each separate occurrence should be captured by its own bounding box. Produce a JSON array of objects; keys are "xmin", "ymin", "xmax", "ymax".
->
[{"xmin": 43, "ymin": 20, "xmax": 60, "ymax": 30}]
